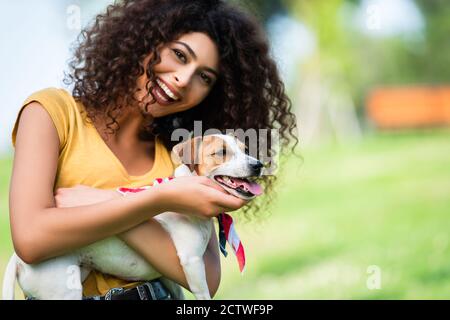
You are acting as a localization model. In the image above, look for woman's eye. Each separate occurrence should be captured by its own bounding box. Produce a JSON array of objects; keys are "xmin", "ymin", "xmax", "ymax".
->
[
  {"xmin": 173, "ymin": 49, "xmax": 187, "ymax": 63},
  {"xmin": 200, "ymin": 72, "xmax": 212, "ymax": 85}
]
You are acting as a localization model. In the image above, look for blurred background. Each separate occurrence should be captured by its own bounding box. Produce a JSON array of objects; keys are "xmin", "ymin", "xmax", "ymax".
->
[{"xmin": 1, "ymin": 0, "xmax": 450, "ymax": 299}]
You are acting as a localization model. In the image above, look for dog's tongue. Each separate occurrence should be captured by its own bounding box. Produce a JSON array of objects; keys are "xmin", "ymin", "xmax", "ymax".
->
[{"xmin": 231, "ymin": 177, "xmax": 263, "ymax": 196}]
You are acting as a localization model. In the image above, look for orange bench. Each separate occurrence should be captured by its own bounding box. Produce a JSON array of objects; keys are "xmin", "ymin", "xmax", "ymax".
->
[{"xmin": 367, "ymin": 86, "xmax": 450, "ymax": 129}]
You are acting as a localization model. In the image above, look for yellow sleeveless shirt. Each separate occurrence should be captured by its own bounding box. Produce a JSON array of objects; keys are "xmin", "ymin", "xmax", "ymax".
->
[{"xmin": 12, "ymin": 87, "xmax": 175, "ymax": 297}]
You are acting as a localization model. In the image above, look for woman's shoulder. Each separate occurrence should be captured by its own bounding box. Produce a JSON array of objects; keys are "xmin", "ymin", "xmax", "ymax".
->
[
  {"xmin": 12, "ymin": 87, "xmax": 81, "ymax": 149},
  {"xmin": 22, "ymin": 87, "xmax": 76, "ymax": 109},
  {"xmin": 19, "ymin": 87, "xmax": 80, "ymax": 117}
]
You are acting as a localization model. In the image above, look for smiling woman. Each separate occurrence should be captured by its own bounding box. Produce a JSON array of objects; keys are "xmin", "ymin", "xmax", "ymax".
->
[
  {"xmin": 7, "ymin": 0, "xmax": 298, "ymax": 300},
  {"xmin": 135, "ymin": 32, "xmax": 220, "ymax": 116},
  {"xmin": 64, "ymin": 0, "xmax": 298, "ymax": 218}
]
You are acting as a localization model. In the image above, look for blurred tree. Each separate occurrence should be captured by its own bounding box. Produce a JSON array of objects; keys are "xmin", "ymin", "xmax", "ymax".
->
[
  {"xmin": 232, "ymin": 0, "xmax": 287, "ymax": 24},
  {"xmin": 342, "ymin": 0, "xmax": 450, "ymax": 105},
  {"xmin": 411, "ymin": 0, "xmax": 450, "ymax": 83},
  {"xmin": 233, "ymin": 0, "xmax": 450, "ymax": 143},
  {"xmin": 282, "ymin": 0, "xmax": 364, "ymax": 145}
]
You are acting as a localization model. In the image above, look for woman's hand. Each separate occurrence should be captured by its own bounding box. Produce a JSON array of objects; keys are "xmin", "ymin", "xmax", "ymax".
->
[
  {"xmin": 54, "ymin": 176, "xmax": 249, "ymax": 219},
  {"xmin": 155, "ymin": 176, "xmax": 249, "ymax": 219},
  {"xmin": 55, "ymin": 185, "xmax": 121, "ymax": 208}
]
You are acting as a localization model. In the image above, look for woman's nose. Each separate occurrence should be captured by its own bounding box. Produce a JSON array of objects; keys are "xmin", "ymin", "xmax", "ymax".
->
[{"xmin": 173, "ymin": 67, "xmax": 194, "ymax": 88}]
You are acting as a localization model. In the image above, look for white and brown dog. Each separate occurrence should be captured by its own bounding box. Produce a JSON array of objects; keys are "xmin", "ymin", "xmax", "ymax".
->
[{"xmin": 2, "ymin": 134, "xmax": 263, "ymax": 300}]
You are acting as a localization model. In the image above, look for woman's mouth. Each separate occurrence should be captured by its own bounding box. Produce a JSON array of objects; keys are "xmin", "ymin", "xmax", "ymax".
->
[{"xmin": 152, "ymin": 78, "xmax": 180, "ymax": 106}]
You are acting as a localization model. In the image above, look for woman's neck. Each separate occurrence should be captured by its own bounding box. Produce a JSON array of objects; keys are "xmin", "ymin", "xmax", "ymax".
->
[{"xmin": 96, "ymin": 104, "xmax": 154, "ymax": 144}]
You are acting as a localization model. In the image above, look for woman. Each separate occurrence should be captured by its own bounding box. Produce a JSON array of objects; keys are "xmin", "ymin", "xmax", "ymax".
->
[{"xmin": 9, "ymin": 0, "xmax": 297, "ymax": 299}]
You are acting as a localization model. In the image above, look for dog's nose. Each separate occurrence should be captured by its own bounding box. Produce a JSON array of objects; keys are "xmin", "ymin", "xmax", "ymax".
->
[{"xmin": 250, "ymin": 160, "xmax": 264, "ymax": 174}]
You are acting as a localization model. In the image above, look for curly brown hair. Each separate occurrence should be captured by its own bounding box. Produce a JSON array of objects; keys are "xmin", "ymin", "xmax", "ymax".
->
[{"xmin": 64, "ymin": 0, "xmax": 299, "ymax": 221}]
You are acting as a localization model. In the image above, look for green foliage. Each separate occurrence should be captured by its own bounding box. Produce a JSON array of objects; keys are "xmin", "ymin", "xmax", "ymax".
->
[
  {"xmin": 410, "ymin": 0, "xmax": 450, "ymax": 83},
  {"xmin": 0, "ymin": 157, "xmax": 12, "ymax": 255},
  {"xmin": 233, "ymin": 1, "xmax": 450, "ymax": 110},
  {"xmin": 232, "ymin": 0, "xmax": 286, "ymax": 24},
  {"xmin": 279, "ymin": 0, "xmax": 450, "ymax": 110}
]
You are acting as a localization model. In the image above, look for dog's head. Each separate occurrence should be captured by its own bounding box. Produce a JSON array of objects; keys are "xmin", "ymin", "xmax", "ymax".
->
[{"xmin": 171, "ymin": 134, "xmax": 264, "ymax": 200}]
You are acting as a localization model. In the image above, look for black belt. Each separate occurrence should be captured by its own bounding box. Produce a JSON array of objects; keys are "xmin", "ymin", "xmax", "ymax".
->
[{"xmin": 83, "ymin": 279, "xmax": 173, "ymax": 300}]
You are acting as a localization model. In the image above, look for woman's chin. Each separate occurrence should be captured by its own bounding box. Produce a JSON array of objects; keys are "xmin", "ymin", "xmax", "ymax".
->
[
  {"xmin": 144, "ymin": 103, "xmax": 191, "ymax": 119},
  {"xmin": 142, "ymin": 106, "xmax": 173, "ymax": 119}
]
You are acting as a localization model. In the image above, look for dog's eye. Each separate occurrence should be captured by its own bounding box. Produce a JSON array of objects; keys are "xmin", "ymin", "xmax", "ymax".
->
[{"xmin": 214, "ymin": 149, "xmax": 227, "ymax": 157}]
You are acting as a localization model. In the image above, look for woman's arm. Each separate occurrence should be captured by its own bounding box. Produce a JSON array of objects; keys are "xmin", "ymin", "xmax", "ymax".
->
[
  {"xmin": 55, "ymin": 186, "xmax": 222, "ymax": 296},
  {"xmin": 54, "ymin": 186, "xmax": 222, "ymax": 296},
  {"xmin": 10, "ymin": 103, "xmax": 165, "ymax": 264},
  {"xmin": 10, "ymin": 102, "xmax": 246, "ymax": 264}
]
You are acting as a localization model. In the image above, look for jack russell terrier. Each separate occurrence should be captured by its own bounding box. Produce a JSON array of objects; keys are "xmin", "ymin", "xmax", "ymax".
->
[{"xmin": 2, "ymin": 133, "xmax": 264, "ymax": 300}]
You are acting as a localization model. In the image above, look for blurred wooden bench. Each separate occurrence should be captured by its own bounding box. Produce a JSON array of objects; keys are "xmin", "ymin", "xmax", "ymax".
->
[{"xmin": 367, "ymin": 86, "xmax": 450, "ymax": 129}]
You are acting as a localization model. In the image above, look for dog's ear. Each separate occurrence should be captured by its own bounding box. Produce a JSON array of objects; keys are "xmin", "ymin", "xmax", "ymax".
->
[
  {"xmin": 171, "ymin": 136, "xmax": 203, "ymax": 171},
  {"xmin": 226, "ymin": 131, "xmax": 235, "ymax": 138}
]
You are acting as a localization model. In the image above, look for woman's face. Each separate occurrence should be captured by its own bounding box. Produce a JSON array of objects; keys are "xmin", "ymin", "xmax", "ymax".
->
[{"xmin": 135, "ymin": 32, "xmax": 220, "ymax": 118}]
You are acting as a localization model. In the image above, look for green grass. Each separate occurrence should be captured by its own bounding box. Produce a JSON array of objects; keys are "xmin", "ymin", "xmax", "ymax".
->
[
  {"xmin": 0, "ymin": 157, "xmax": 12, "ymax": 256},
  {"xmin": 215, "ymin": 129, "xmax": 450, "ymax": 299},
  {"xmin": 1, "ymin": 130, "xmax": 450, "ymax": 299}
]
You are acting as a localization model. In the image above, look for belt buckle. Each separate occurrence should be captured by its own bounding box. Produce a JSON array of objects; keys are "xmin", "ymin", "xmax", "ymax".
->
[{"xmin": 105, "ymin": 287, "xmax": 125, "ymax": 300}]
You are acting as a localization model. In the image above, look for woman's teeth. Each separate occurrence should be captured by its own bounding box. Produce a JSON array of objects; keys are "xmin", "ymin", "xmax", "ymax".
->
[
  {"xmin": 156, "ymin": 79, "xmax": 179, "ymax": 100},
  {"xmin": 156, "ymin": 89, "xmax": 169, "ymax": 102}
]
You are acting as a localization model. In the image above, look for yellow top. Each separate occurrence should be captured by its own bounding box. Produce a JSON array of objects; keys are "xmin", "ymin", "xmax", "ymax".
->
[{"xmin": 12, "ymin": 87, "xmax": 175, "ymax": 297}]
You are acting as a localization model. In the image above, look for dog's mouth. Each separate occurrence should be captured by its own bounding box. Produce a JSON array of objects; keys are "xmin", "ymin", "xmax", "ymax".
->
[{"xmin": 214, "ymin": 175, "xmax": 263, "ymax": 199}]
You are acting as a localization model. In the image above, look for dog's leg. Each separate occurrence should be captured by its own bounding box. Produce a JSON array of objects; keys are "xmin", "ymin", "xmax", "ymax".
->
[
  {"xmin": 178, "ymin": 255, "xmax": 211, "ymax": 300},
  {"xmin": 156, "ymin": 213, "xmax": 213, "ymax": 300}
]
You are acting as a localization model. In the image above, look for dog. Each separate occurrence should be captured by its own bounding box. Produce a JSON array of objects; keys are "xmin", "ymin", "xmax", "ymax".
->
[{"xmin": 2, "ymin": 133, "xmax": 264, "ymax": 300}]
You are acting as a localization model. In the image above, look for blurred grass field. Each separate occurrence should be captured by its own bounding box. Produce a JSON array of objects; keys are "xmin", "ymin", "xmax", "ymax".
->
[{"xmin": 1, "ymin": 130, "xmax": 450, "ymax": 299}]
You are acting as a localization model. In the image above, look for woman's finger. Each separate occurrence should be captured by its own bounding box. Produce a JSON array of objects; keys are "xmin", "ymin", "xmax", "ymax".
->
[{"xmin": 208, "ymin": 188, "xmax": 249, "ymax": 211}]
